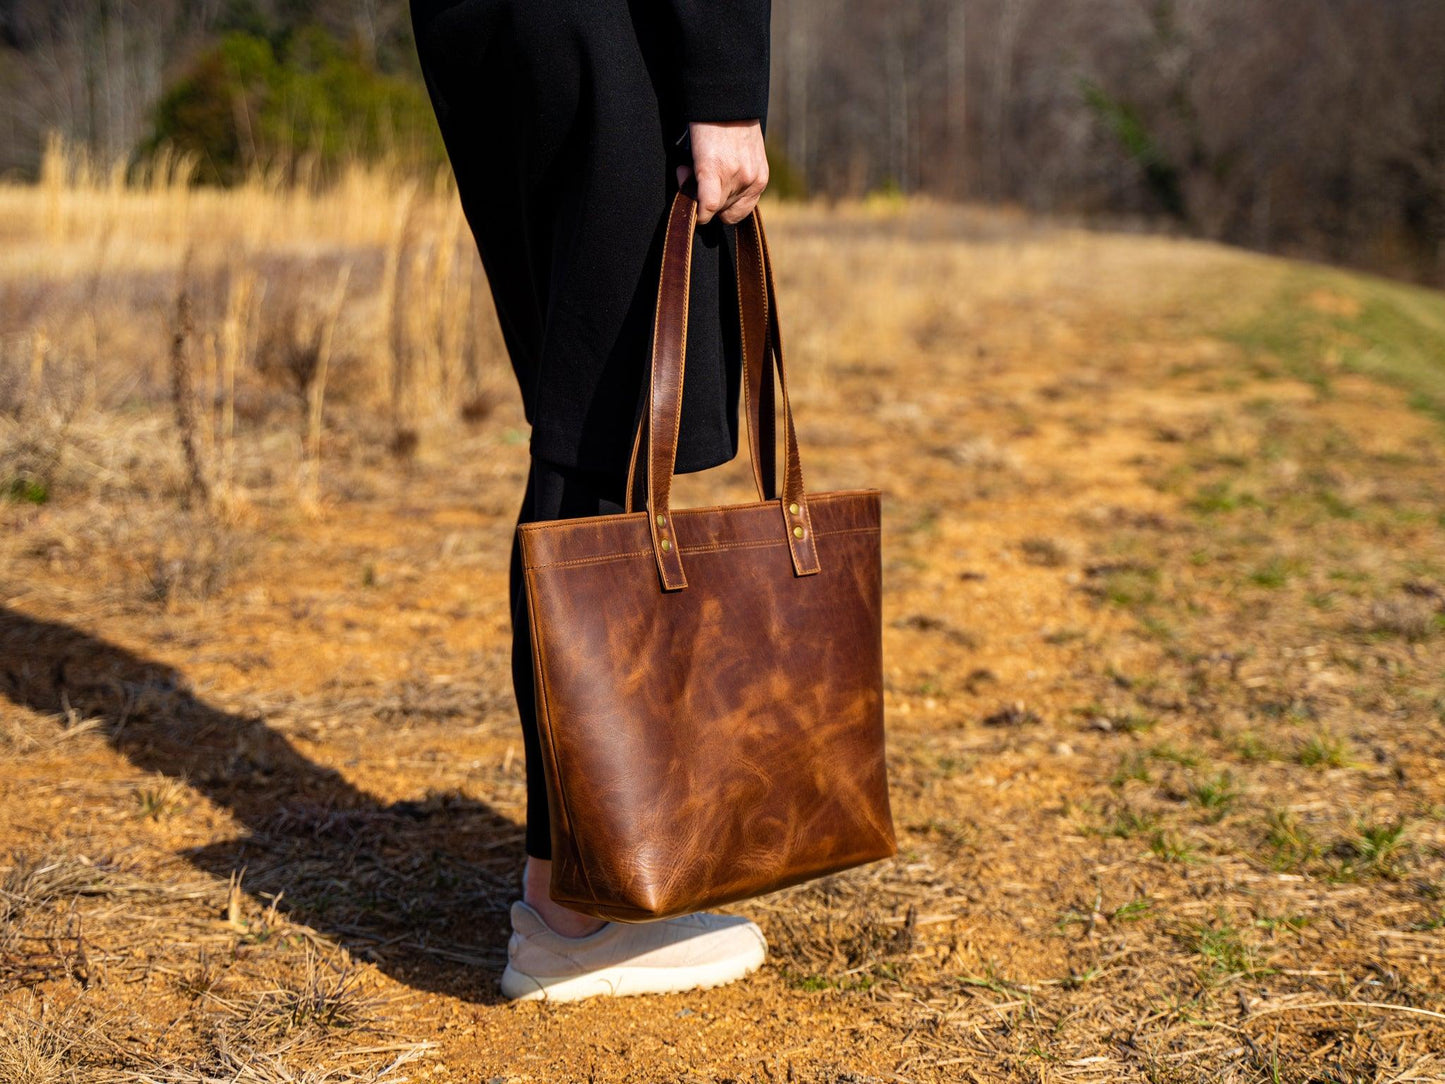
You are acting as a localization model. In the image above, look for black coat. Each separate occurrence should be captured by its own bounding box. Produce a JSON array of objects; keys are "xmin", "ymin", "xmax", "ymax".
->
[{"xmin": 409, "ymin": 0, "xmax": 771, "ymax": 476}]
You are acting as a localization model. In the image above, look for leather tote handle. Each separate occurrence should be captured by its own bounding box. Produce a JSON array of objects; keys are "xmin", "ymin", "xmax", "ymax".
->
[{"xmin": 624, "ymin": 191, "xmax": 822, "ymax": 591}]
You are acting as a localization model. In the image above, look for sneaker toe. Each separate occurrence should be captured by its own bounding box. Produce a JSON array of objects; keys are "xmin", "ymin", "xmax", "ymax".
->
[{"xmin": 688, "ymin": 914, "xmax": 767, "ymax": 968}]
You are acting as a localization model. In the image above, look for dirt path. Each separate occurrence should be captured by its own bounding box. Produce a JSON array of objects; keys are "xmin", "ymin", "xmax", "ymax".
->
[{"xmin": 4, "ymin": 208, "xmax": 1444, "ymax": 1082}]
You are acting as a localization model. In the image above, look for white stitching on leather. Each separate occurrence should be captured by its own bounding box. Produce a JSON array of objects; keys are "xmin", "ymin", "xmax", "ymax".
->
[{"xmin": 525, "ymin": 525, "xmax": 878, "ymax": 570}]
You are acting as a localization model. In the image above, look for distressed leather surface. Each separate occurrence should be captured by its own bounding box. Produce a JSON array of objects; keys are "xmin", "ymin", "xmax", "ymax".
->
[{"xmin": 517, "ymin": 194, "xmax": 895, "ymax": 921}]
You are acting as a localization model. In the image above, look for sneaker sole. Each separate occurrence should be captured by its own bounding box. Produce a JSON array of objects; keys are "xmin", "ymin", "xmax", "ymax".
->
[{"xmin": 500, "ymin": 943, "xmax": 765, "ymax": 1003}]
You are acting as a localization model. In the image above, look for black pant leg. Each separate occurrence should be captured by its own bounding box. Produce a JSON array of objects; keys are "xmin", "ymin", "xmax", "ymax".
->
[{"xmin": 509, "ymin": 452, "xmax": 629, "ymax": 860}]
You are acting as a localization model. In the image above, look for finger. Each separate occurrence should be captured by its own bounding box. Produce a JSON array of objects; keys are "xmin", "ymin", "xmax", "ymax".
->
[
  {"xmin": 709, "ymin": 163, "xmax": 751, "ymax": 224},
  {"xmin": 720, "ymin": 167, "xmax": 769, "ymax": 225},
  {"xmin": 675, "ymin": 163, "xmax": 692, "ymax": 189},
  {"xmin": 694, "ymin": 167, "xmax": 725, "ymax": 225},
  {"xmin": 720, "ymin": 187, "xmax": 759, "ymax": 224}
]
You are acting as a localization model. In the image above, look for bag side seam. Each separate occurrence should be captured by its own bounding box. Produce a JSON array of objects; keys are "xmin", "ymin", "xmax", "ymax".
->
[{"xmin": 525, "ymin": 565, "xmax": 601, "ymax": 905}]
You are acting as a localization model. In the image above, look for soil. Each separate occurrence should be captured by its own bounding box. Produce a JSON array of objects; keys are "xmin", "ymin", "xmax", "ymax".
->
[{"xmin": 2, "ymin": 201, "xmax": 1444, "ymax": 1082}]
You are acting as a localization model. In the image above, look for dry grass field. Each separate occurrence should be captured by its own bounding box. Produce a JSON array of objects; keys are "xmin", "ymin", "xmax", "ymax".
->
[{"xmin": 3, "ymin": 144, "xmax": 1445, "ymax": 1082}]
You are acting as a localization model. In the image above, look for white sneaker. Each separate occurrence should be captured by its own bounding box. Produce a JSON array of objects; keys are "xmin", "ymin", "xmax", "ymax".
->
[{"xmin": 499, "ymin": 900, "xmax": 768, "ymax": 1002}]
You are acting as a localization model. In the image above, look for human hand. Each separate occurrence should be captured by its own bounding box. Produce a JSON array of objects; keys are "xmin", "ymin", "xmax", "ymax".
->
[{"xmin": 676, "ymin": 120, "xmax": 769, "ymax": 226}]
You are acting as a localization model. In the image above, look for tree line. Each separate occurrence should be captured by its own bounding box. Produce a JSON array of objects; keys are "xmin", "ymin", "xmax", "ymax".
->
[{"xmin": 2, "ymin": 0, "xmax": 1442, "ymax": 283}]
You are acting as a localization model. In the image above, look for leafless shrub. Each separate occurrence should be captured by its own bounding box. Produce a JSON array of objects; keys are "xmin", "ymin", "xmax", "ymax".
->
[
  {"xmin": 131, "ymin": 943, "xmax": 423, "ymax": 1084},
  {"xmin": 0, "ymin": 855, "xmax": 140, "ymax": 925},
  {"xmin": 257, "ymin": 299, "xmax": 322, "ymax": 404},
  {"xmin": 1019, "ymin": 535, "xmax": 1071, "ymax": 567},
  {"xmin": 242, "ymin": 947, "xmax": 388, "ymax": 1038},
  {"xmin": 0, "ymin": 709, "xmax": 105, "ymax": 755},
  {"xmin": 457, "ymin": 390, "xmax": 496, "ymax": 426},
  {"xmin": 138, "ymin": 510, "xmax": 246, "ymax": 606},
  {"xmin": 890, "ymin": 612, "xmax": 982, "ymax": 648},
  {"xmin": 1360, "ymin": 597, "xmax": 1440, "ymax": 642},
  {"xmin": 946, "ymin": 435, "xmax": 1021, "ymax": 471},
  {"xmin": 756, "ymin": 872, "xmax": 920, "ymax": 989},
  {"xmin": 167, "ymin": 273, "xmax": 210, "ymax": 509},
  {"xmin": 132, "ymin": 776, "xmax": 189, "ymax": 821},
  {"xmin": 982, "ymin": 701, "xmax": 1043, "ymax": 727},
  {"xmin": 121, "ymin": 1038, "xmax": 434, "ymax": 1084},
  {"xmin": 0, "ymin": 995, "xmax": 115, "ymax": 1084}
]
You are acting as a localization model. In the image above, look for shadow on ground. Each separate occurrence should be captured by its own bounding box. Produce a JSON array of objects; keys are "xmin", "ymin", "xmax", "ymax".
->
[{"xmin": 0, "ymin": 605, "xmax": 520, "ymax": 1005}]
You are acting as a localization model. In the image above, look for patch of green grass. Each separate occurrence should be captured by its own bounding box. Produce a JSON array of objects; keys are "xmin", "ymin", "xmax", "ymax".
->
[
  {"xmin": 1061, "ymin": 967, "xmax": 1101, "ymax": 989},
  {"xmin": 1243, "ymin": 397, "xmax": 1278, "ymax": 417},
  {"xmin": 1101, "ymin": 567, "xmax": 1160, "ymax": 607},
  {"xmin": 1255, "ymin": 913, "xmax": 1311, "ymax": 934},
  {"xmin": 1232, "ymin": 732, "xmax": 1278, "ymax": 762},
  {"xmin": 1249, "ymin": 556, "xmax": 1304, "ymax": 589},
  {"xmin": 1149, "ymin": 831, "xmax": 1197, "ymax": 864},
  {"xmin": 1096, "ymin": 806, "xmax": 1159, "ymax": 839},
  {"xmin": 1313, "ymin": 489, "xmax": 1358, "ymax": 519},
  {"xmin": 1328, "ymin": 567, "xmax": 1372, "ymax": 585},
  {"xmin": 1220, "ymin": 267, "xmax": 1445, "ymax": 429},
  {"xmin": 1137, "ymin": 614, "xmax": 1177, "ymax": 642},
  {"xmin": 1112, "ymin": 897, "xmax": 1154, "ymax": 922},
  {"xmin": 785, "ymin": 969, "xmax": 876, "ymax": 993},
  {"xmin": 1116, "ymin": 712, "xmax": 1160, "ymax": 734},
  {"xmin": 934, "ymin": 755, "xmax": 969, "ymax": 777},
  {"xmin": 1343, "ymin": 290, "xmax": 1445, "ymax": 425},
  {"xmin": 1412, "ymin": 906, "xmax": 1445, "ymax": 932},
  {"xmin": 1149, "ymin": 742, "xmax": 1203, "ymax": 768},
  {"xmin": 1189, "ymin": 771, "xmax": 1239, "ymax": 820},
  {"xmin": 1188, "ymin": 481, "xmax": 1259, "ymax": 515},
  {"xmin": 1083, "ymin": 703, "xmax": 1158, "ymax": 735},
  {"xmin": 1262, "ymin": 809, "xmax": 1318, "ymax": 871},
  {"xmin": 132, "ymin": 778, "xmax": 186, "ymax": 820},
  {"xmin": 1334, "ymin": 818, "xmax": 1411, "ymax": 879},
  {"xmin": 1110, "ymin": 753, "xmax": 1152, "ymax": 788},
  {"xmin": 1184, "ymin": 919, "xmax": 1264, "ymax": 984},
  {"xmin": 4, "ymin": 476, "xmax": 49, "ymax": 505},
  {"xmin": 1295, "ymin": 732, "xmax": 1352, "ymax": 770}
]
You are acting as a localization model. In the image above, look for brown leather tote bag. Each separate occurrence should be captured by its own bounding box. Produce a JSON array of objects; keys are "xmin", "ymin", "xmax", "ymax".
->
[{"xmin": 516, "ymin": 191, "xmax": 896, "ymax": 922}]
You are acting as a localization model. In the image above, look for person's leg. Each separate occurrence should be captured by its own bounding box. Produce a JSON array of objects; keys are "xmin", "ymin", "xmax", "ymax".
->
[{"xmin": 509, "ymin": 452, "xmax": 628, "ymax": 937}]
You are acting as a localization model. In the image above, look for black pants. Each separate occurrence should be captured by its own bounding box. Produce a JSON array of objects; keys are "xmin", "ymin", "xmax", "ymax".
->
[
  {"xmin": 410, "ymin": 0, "xmax": 747, "ymax": 477},
  {"xmin": 509, "ymin": 453, "xmax": 631, "ymax": 859}
]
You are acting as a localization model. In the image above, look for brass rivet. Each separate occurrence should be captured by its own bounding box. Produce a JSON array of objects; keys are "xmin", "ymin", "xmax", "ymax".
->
[
  {"xmin": 661, "ymin": 538, "xmax": 671, "ymax": 551},
  {"xmin": 788, "ymin": 502, "xmax": 800, "ymax": 516},
  {"xmin": 655, "ymin": 513, "xmax": 666, "ymax": 526},
  {"xmin": 792, "ymin": 525, "xmax": 804, "ymax": 538}
]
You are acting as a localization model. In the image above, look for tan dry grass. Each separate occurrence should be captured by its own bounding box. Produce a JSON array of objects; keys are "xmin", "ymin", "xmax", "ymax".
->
[{"xmin": 2, "ymin": 147, "xmax": 1444, "ymax": 1082}]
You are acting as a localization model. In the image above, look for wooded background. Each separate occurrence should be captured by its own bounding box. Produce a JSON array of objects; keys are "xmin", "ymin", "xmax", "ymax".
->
[{"xmin": 3, "ymin": 0, "xmax": 1443, "ymax": 285}]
